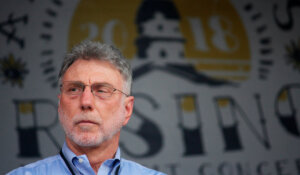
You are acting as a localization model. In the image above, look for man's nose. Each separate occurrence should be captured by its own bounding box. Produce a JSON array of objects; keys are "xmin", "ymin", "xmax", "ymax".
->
[{"xmin": 80, "ymin": 87, "xmax": 94, "ymax": 111}]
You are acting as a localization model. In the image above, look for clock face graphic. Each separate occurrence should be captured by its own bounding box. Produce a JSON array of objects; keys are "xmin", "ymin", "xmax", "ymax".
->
[{"xmin": 67, "ymin": 0, "xmax": 273, "ymax": 87}]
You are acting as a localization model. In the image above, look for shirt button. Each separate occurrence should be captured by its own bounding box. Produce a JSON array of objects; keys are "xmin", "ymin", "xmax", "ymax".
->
[{"xmin": 78, "ymin": 158, "xmax": 84, "ymax": 163}]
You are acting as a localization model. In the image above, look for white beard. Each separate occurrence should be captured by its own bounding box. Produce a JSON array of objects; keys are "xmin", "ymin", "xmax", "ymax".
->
[{"xmin": 58, "ymin": 108, "xmax": 125, "ymax": 147}]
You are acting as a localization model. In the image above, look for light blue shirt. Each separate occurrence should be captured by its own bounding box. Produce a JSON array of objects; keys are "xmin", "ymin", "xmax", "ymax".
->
[{"xmin": 7, "ymin": 143, "xmax": 166, "ymax": 175}]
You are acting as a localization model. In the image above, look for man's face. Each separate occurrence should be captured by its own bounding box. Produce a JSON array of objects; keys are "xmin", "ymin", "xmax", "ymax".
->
[{"xmin": 58, "ymin": 59, "xmax": 134, "ymax": 147}]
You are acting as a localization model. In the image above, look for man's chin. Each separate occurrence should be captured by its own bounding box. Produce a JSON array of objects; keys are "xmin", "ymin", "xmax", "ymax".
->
[
  {"xmin": 68, "ymin": 133, "xmax": 104, "ymax": 147},
  {"xmin": 73, "ymin": 138, "xmax": 103, "ymax": 147}
]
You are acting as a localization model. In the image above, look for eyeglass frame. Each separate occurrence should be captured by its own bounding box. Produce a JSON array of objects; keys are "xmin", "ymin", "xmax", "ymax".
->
[{"xmin": 59, "ymin": 81, "xmax": 130, "ymax": 98}]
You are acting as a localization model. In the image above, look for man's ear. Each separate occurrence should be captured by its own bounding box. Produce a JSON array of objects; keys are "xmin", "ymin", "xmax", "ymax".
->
[{"xmin": 122, "ymin": 96, "xmax": 134, "ymax": 126}]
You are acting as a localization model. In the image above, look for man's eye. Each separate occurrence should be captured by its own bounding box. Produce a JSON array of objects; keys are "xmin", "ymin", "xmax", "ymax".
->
[
  {"xmin": 67, "ymin": 86, "xmax": 81, "ymax": 92},
  {"xmin": 94, "ymin": 86, "xmax": 111, "ymax": 93},
  {"xmin": 70, "ymin": 88, "xmax": 78, "ymax": 91},
  {"xmin": 96, "ymin": 88, "xmax": 109, "ymax": 93}
]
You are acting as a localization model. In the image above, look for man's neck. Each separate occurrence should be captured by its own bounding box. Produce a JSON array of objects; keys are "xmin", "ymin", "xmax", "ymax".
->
[{"xmin": 66, "ymin": 133, "xmax": 120, "ymax": 174}]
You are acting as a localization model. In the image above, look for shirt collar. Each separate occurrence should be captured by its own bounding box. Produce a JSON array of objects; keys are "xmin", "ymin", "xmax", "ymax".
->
[
  {"xmin": 62, "ymin": 143, "xmax": 76, "ymax": 161},
  {"xmin": 61, "ymin": 143, "xmax": 121, "ymax": 172},
  {"xmin": 61, "ymin": 143, "xmax": 79, "ymax": 173}
]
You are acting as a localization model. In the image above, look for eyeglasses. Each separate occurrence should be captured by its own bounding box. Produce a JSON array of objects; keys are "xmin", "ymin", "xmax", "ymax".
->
[{"xmin": 60, "ymin": 81, "xmax": 129, "ymax": 98}]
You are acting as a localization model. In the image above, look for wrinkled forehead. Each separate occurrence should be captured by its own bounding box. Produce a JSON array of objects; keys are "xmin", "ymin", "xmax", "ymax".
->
[{"xmin": 62, "ymin": 59, "xmax": 124, "ymax": 86}]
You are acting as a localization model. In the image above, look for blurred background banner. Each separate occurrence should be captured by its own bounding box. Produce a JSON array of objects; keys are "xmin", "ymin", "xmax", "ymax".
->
[{"xmin": 0, "ymin": 0, "xmax": 300, "ymax": 174}]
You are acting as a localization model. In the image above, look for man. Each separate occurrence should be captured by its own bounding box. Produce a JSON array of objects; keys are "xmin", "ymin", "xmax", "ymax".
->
[{"xmin": 8, "ymin": 41, "xmax": 166, "ymax": 175}]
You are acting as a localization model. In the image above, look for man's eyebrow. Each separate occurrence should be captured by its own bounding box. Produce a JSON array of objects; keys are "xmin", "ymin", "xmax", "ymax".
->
[
  {"xmin": 92, "ymin": 82, "xmax": 114, "ymax": 87},
  {"xmin": 60, "ymin": 80, "xmax": 83, "ymax": 85},
  {"xmin": 62, "ymin": 81, "xmax": 115, "ymax": 88},
  {"xmin": 62, "ymin": 80, "xmax": 83, "ymax": 83}
]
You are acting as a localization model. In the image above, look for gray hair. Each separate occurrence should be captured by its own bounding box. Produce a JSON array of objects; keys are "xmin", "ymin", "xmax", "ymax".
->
[{"xmin": 58, "ymin": 41, "xmax": 132, "ymax": 94}]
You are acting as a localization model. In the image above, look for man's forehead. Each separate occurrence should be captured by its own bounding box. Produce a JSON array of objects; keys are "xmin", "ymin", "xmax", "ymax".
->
[
  {"xmin": 67, "ymin": 59, "xmax": 117, "ymax": 72},
  {"xmin": 63, "ymin": 59, "xmax": 123, "ymax": 85}
]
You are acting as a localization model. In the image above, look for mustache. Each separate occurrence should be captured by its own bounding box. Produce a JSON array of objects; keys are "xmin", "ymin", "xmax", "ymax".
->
[{"xmin": 72, "ymin": 113, "xmax": 102, "ymax": 125}]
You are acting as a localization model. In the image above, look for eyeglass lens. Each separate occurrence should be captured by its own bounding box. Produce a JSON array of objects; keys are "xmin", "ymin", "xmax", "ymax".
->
[{"xmin": 62, "ymin": 82, "xmax": 115, "ymax": 98}]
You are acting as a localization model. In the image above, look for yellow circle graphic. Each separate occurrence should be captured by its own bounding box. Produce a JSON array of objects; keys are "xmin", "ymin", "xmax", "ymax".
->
[{"xmin": 69, "ymin": 0, "xmax": 250, "ymax": 82}]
